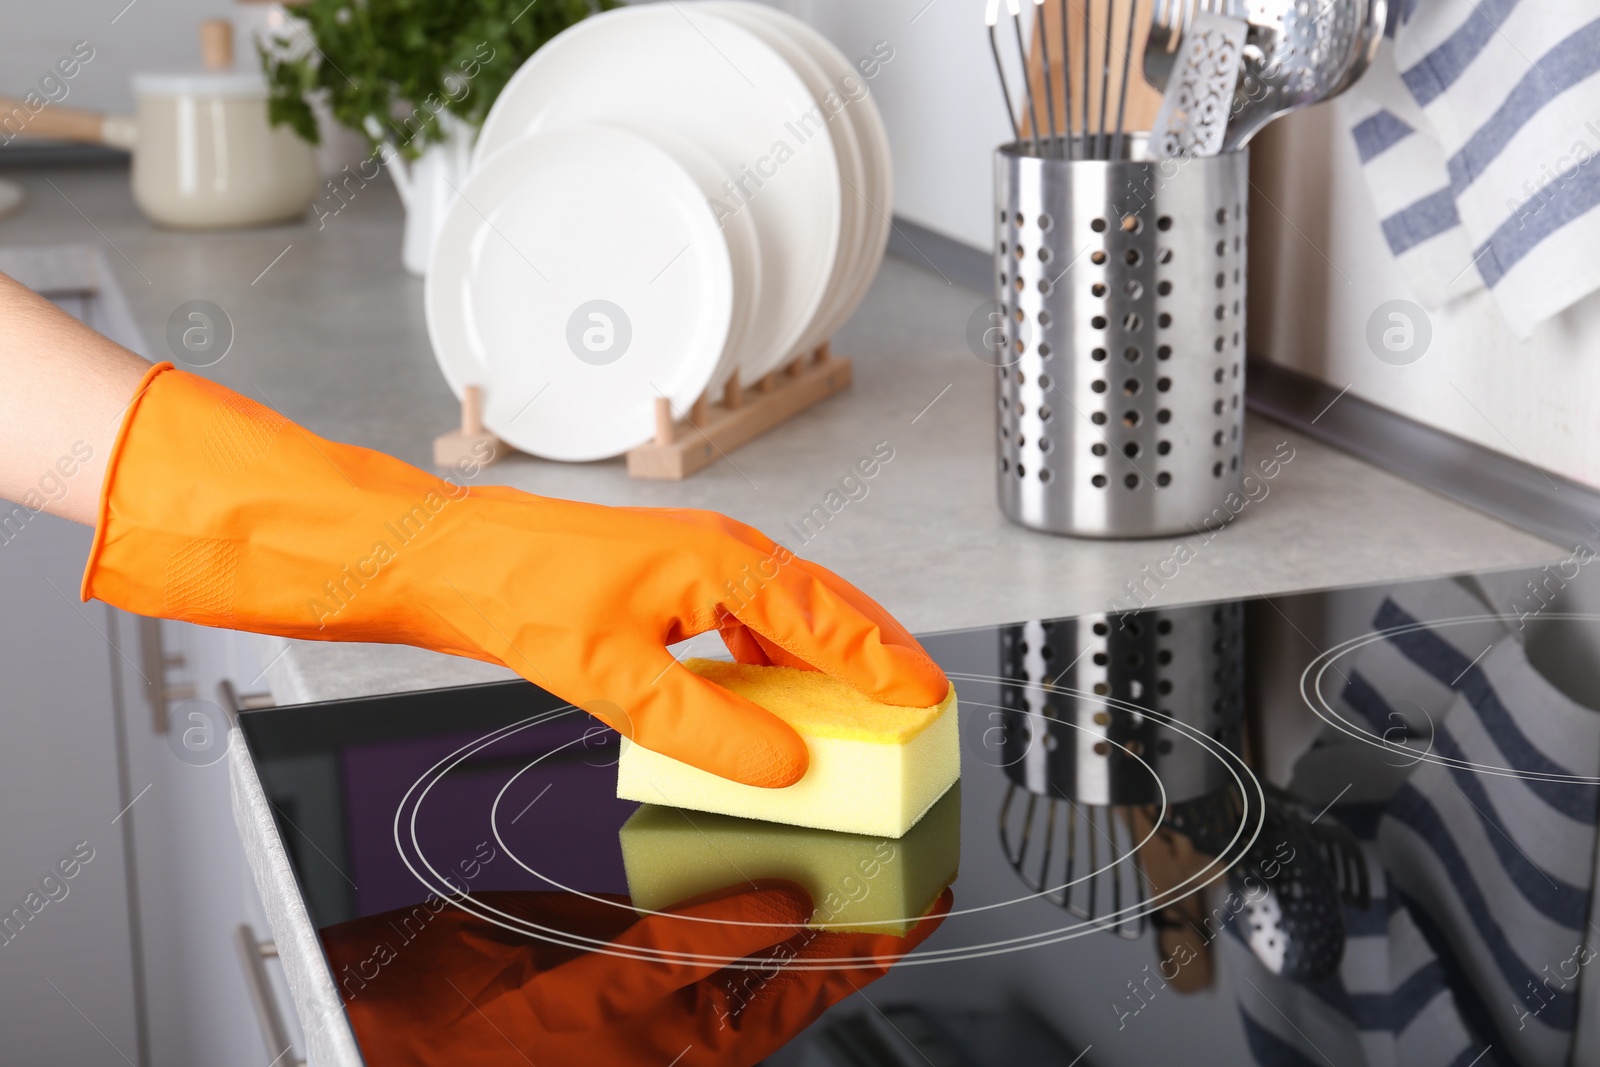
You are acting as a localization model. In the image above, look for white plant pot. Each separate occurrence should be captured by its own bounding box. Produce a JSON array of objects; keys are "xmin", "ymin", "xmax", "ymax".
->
[{"xmin": 382, "ymin": 114, "xmax": 475, "ymax": 277}]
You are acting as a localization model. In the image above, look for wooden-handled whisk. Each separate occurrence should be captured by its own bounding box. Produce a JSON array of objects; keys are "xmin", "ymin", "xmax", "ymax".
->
[{"xmin": 987, "ymin": 0, "xmax": 1163, "ymax": 161}]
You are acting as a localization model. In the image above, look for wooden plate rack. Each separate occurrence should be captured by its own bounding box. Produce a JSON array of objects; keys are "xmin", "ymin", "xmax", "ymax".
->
[{"xmin": 434, "ymin": 344, "xmax": 852, "ymax": 480}]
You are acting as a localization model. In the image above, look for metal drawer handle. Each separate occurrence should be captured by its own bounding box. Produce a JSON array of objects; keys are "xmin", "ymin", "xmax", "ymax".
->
[
  {"xmin": 234, "ymin": 925, "xmax": 305, "ymax": 1067},
  {"xmin": 137, "ymin": 616, "xmax": 196, "ymax": 733},
  {"xmin": 218, "ymin": 679, "xmax": 276, "ymax": 719}
]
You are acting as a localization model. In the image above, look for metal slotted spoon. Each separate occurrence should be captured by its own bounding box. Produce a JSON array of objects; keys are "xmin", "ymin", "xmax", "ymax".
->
[{"xmin": 1144, "ymin": 0, "xmax": 1387, "ymax": 151}]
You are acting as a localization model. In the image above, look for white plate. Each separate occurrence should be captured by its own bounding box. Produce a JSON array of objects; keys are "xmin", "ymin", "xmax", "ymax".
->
[
  {"xmin": 701, "ymin": 1, "xmax": 866, "ymax": 359},
  {"xmin": 752, "ymin": 5, "xmax": 896, "ymax": 342},
  {"xmin": 598, "ymin": 120, "xmax": 764, "ymax": 394},
  {"xmin": 426, "ymin": 126, "xmax": 731, "ymax": 461},
  {"xmin": 475, "ymin": 5, "xmax": 839, "ymax": 380}
]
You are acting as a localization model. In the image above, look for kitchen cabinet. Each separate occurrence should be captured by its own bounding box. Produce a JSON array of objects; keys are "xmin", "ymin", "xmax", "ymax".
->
[
  {"xmin": 0, "ymin": 513, "xmax": 142, "ymax": 1066},
  {"xmin": 109, "ymin": 614, "xmax": 304, "ymax": 1067}
]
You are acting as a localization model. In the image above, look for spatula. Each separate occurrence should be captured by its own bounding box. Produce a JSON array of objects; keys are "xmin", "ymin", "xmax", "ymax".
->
[{"xmin": 1148, "ymin": 10, "xmax": 1248, "ymax": 158}]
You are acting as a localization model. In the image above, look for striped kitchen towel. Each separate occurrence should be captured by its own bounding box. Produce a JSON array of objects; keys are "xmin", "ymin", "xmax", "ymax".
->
[
  {"xmin": 1233, "ymin": 576, "xmax": 1600, "ymax": 1067},
  {"xmin": 1230, "ymin": 580, "xmax": 1501, "ymax": 1067},
  {"xmin": 1226, "ymin": 804, "xmax": 1492, "ymax": 1067},
  {"xmin": 1341, "ymin": 3, "xmax": 1600, "ymax": 337},
  {"xmin": 1374, "ymin": 622, "xmax": 1600, "ymax": 1066}
]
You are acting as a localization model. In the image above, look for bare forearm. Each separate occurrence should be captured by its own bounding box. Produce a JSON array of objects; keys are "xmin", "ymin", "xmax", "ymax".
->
[{"xmin": 0, "ymin": 271, "xmax": 150, "ymax": 525}]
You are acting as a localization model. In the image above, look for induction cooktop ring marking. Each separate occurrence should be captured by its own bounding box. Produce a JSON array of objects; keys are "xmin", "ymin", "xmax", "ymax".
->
[
  {"xmin": 397, "ymin": 685, "xmax": 1261, "ymax": 966},
  {"xmin": 396, "ymin": 687, "xmax": 1260, "ymax": 967},
  {"xmin": 482, "ymin": 697, "xmax": 1169, "ymax": 927},
  {"xmin": 391, "ymin": 676, "xmax": 1264, "ymax": 968},
  {"xmin": 1301, "ymin": 613, "xmax": 1600, "ymax": 785}
]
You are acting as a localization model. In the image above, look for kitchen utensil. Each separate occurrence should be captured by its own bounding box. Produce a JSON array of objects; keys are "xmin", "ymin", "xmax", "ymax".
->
[
  {"xmin": 994, "ymin": 604, "xmax": 1246, "ymax": 935},
  {"xmin": 988, "ymin": 0, "xmax": 1048, "ymax": 156},
  {"xmin": 1011, "ymin": 0, "xmax": 1100, "ymax": 158},
  {"xmin": 1222, "ymin": 0, "xmax": 1382, "ymax": 151},
  {"xmin": 986, "ymin": 0, "xmax": 1025, "ymax": 144},
  {"xmin": 0, "ymin": 74, "xmax": 319, "ymax": 229},
  {"xmin": 425, "ymin": 125, "xmax": 732, "ymax": 461},
  {"xmin": 1161, "ymin": 779, "xmax": 1368, "ymax": 982},
  {"xmin": 1055, "ymin": 0, "xmax": 1076, "ymax": 157},
  {"xmin": 473, "ymin": 5, "xmax": 839, "ymax": 381},
  {"xmin": 700, "ymin": 2, "xmax": 864, "ymax": 364},
  {"xmin": 1109, "ymin": 0, "xmax": 1143, "ymax": 162},
  {"xmin": 1013, "ymin": 3, "xmax": 1045, "ymax": 156},
  {"xmin": 993, "ymin": 133, "xmax": 1248, "ymax": 538},
  {"xmin": 1123, "ymin": 803, "xmax": 1217, "ymax": 991},
  {"xmin": 1095, "ymin": 0, "xmax": 1115, "ymax": 156},
  {"xmin": 1143, "ymin": 0, "xmax": 1221, "ymax": 98},
  {"xmin": 1143, "ymin": 0, "xmax": 1385, "ymax": 152},
  {"xmin": 199, "ymin": 17, "xmax": 234, "ymax": 70},
  {"xmin": 0, "ymin": 19, "xmax": 317, "ymax": 229},
  {"xmin": 992, "ymin": 0, "xmax": 1148, "ymax": 162},
  {"xmin": 1001, "ymin": 792, "xmax": 1146, "ymax": 936},
  {"xmin": 129, "ymin": 71, "xmax": 318, "ymax": 228},
  {"xmin": 1326, "ymin": 0, "xmax": 1387, "ymax": 99},
  {"xmin": 1149, "ymin": 11, "xmax": 1249, "ymax": 159},
  {"xmin": 1231, "ymin": 787, "xmax": 1353, "ymax": 982},
  {"xmin": 1033, "ymin": 0, "xmax": 1059, "ymax": 153},
  {"xmin": 1080, "ymin": 0, "xmax": 1093, "ymax": 150}
]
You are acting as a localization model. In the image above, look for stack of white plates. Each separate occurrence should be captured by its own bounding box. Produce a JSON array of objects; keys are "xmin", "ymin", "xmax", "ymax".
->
[{"xmin": 424, "ymin": 2, "xmax": 893, "ymax": 462}]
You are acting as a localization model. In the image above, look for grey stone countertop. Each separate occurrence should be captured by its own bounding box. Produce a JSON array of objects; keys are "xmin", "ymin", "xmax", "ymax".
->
[{"xmin": 0, "ymin": 162, "xmax": 1565, "ymax": 705}]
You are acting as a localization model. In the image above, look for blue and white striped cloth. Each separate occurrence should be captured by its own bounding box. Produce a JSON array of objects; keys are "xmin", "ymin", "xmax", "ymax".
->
[
  {"xmin": 1341, "ymin": 3, "xmax": 1600, "ymax": 337},
  {"xmin": 1233, "ymin": 578, "xmax": 1600, "ymax": 1067}
]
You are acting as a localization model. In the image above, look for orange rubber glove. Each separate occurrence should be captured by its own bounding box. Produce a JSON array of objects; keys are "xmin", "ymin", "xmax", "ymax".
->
[
  {"xmin": 320, "ymin": 884, "xmax": 952, "ymax": 1066},
  {"xmin": 82, "ymin": 364, "xmax": 948, "ymax": 786}
]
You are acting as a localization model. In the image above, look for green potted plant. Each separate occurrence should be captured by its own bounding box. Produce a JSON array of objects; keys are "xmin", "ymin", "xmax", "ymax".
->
[{"xmin": 261, "ymin": 0, "xmax": 615, "ymax": 274}]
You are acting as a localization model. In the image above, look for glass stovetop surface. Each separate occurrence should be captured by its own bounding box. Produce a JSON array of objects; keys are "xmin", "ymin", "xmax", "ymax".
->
[{"xmin": 239, "ymin": 563, "xmax": 1600, "ymax": 1067}]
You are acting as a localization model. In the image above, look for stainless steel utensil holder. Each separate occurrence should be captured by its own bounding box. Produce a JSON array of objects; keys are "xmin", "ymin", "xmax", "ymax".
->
[
  {"xmin": 993, "ymin": 136, "xmax": 1249, "ymax": 538},
  {"xmin": 993, "ymin": 602, "xmax": 1246, "ymax": 935},
  {"xmin": 996, "ymin": 602, "xmax": 1245, "ymax": 809}
]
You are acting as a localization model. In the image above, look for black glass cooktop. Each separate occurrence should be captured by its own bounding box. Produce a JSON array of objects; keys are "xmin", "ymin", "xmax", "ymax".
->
[{"xmin": 238, "ymin": 562, "xmax": 1600, "ymax": 1067}]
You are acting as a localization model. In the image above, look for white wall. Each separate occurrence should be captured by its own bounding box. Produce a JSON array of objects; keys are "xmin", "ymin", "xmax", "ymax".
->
[
  {"xmin": 780, "ymin": 0, "xmax": 1016, "ymax": 250},
  {"xmin": 1249, "ymin": 102, "xmax": 1600, "ymax": 491},
  {"xmin": 1, "ymin": 0, "xmax": 230, "ymax": 115}
]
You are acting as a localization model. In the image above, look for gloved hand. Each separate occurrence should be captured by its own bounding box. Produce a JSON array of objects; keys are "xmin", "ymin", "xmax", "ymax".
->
[
  {"xmin": 82, "ymin": 364, "xmax": 948, "ymax": 785},
  {"xmin": 320, "ymin": 883, "xmax": 952, "ymax": 1066}
]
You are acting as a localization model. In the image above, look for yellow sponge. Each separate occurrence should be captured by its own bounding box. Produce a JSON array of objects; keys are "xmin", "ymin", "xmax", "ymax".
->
[
  {"xmin": 619, "ymin": 784, "xmax": 961, "ymax": 934},
  {"xmin": 616, "ymin": 659, "xmax": 959, "ymax": 838}
]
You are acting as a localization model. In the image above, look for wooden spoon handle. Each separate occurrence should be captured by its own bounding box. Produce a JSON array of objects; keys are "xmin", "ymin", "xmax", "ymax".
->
[
  {"xmin": 1123, "ymin": 803, "xmax": 1218, "ymax": 993},
  {"xmin": 0, "ymin": 98, "xmax": 114, "ymax": 145}
]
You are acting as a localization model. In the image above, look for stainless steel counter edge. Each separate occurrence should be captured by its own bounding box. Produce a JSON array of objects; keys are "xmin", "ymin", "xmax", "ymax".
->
[{"xmin": 230, "ymin": 731, "xmax": 363, "ymax": 1067}]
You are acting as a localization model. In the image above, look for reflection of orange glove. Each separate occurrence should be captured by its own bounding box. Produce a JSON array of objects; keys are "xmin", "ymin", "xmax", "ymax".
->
[
  {"xmin": 81, "ymin": 365, "xmax": 947, "ymax": 785},
  {"xmin": 321, "ymin": 885, "xmax": 951, "ymax": 1066}
]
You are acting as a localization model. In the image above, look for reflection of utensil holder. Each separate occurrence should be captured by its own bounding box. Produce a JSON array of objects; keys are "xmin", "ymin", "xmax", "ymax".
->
[
  {"xmin": 995, "ymin": 603, "xmax": 1244, "ymax": 935},
  {"xmin": 993, "ymin": 138, "xmax": 1249, "ymax": 537}
]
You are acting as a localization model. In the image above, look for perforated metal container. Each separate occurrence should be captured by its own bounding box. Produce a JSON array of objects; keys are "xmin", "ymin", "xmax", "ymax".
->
[
  {"xmin": 996, "ymin": 602, "xmax": 1245, "ymax": 808},
  {"xmin": 992, "ymin": 136, "xmax": 1249, "ymax": 538},
  {"xmin": 992, "ymin": 602, "xmax": 1246, "ymax": 934}
]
